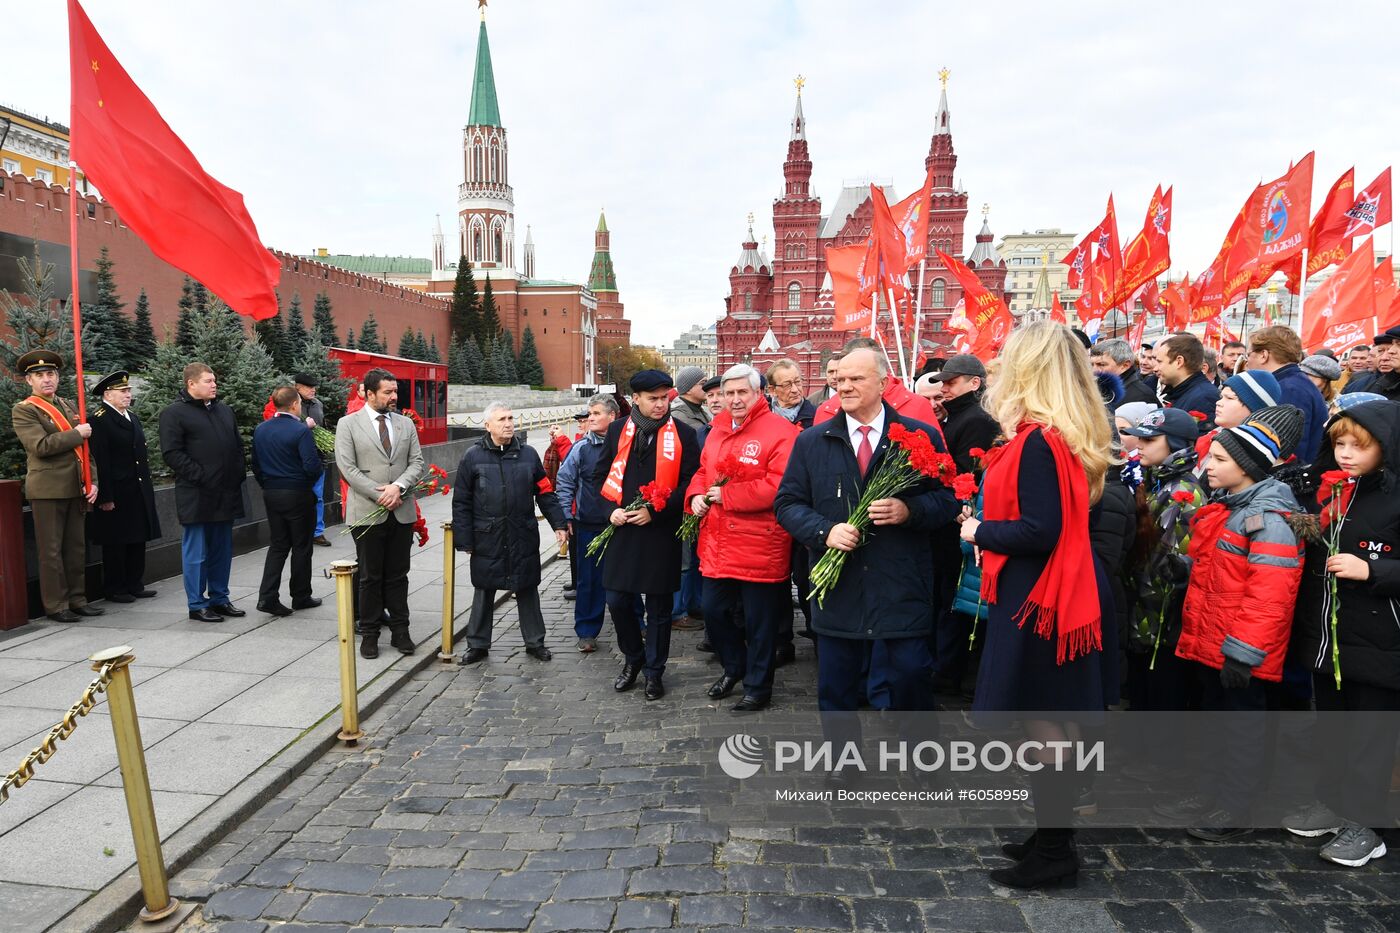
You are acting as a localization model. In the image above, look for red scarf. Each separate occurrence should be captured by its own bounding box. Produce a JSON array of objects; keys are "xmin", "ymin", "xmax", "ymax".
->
[
  {"xmin": 979, "ymin": 423, "xmax": 1102, "ymax": 663},
  {"xmin": 601, "ymin": 417, "xmax": 680, "ymax": 504}
]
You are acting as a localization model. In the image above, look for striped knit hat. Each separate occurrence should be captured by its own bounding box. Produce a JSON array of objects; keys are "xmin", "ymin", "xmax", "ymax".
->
[
  {"xmin": 1222, "ymin": 369, "xmax": 1281, "ymax": 414},
  {"xmin": 1216, "ymin": 404, "xmax": 1304, "ymax": 481}
]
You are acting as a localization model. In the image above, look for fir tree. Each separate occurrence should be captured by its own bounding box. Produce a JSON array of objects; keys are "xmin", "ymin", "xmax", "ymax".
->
[
  {"xmin": 478, "ymin": 336, "xmax": 503, "ymax": 383},
  {"xmin": 175, "ymin": 277, "xmax": 197, "ymax": 352},
  {"xmin": 130, "ymin": 289, "xmax": 158, "ymax": 367},
  {"xmin": 479, "ymin": 276, "xmax": 500, "ymax": 341},
  {"xmin": 398, "ymin": 327, "xmax": 416, "ymax": 358},
  {"xmin": 345, "ymin": 328, "xmax": 356, "ymax": 349},
  {"xmin": 254, "ymin": 297, "xmax": 289, "ymax": 372},
  {"xmin": 284, "ymin": 293, "xmax": 310, "ymax": 362},
  {"xmin": 312, "ymin": 291, "xmax": 338, "ymax": 347},
  {"xmin": 517, "ymin": 324, "xmax": 544, "ymax": 386},
  {"xmin": 448, "ymin": 336, "xmax": 471, "ymax": 383},
  {"xmin": 496, "ymin": 330, "xmax": 519, "ymax": 383},
  {"xmin": 416, "ymin": 329, "xmax": 433, "ymax": 360},
  {"xmin": 357, "ymin": 313, "xmax": 384, "ymax": 354},
  {"xmin": 449, "ymin": 256, "xmax": 480, "ymax": 343},
  {"xmin": 0, "ymin": 243, "xmax": 78, "ymax": 477},
  {"xmin": 190, "ymin": 280, "xmax": 209, "ymax": 314},
  {"xmin": 81, "ymin": 246, "xmax": 126, "ymax": 372},
  {"xmin": 427, "ymin": 333, "xmax": 441, "ymax": 363},
  {"xmin": 463, "ymin": 336, "xmax": 484, "ymax": 383}
]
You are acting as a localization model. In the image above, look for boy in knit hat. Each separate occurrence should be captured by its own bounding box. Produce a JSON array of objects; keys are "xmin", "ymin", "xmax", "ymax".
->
[{"xmin": 1156, "ymin": 405, "xmax": 1306, "ymax": 842}]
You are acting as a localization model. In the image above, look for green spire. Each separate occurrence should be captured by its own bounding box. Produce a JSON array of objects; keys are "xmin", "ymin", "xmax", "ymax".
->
[
  {"xmin": 468, "ymin": 20, "xmax": 501, "ymax": 127},
  {"xmin": 596, "ymin": 210, "xmax": 608, "ymax": 233},
  {"xmin": 589, "ymin": 212, "xmax": 617, "ymax": 294}
]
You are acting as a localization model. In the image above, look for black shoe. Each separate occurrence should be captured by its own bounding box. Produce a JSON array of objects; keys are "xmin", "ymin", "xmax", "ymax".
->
[
  {"xmin": 132, "ymin": 589, "xmax": 157, "ymax": 598},
  {"xmin": 526, "ymin": 645, "xmax": 553, "ymax": 661},
  {"xmin": 390, "ymin": 630, "xmax": 415, "ymax": 655},
  {"xmin": 106, "ymin": 593, "xmax": 135, "ymax": 604},
  {"xmin": 70, "ymin": 605, "xmax": 105, "ymax": 617},
  {"xmin": 1187, "ymin": 812, "xmax": 1252, "ymax": 843},
  {"xmin": 644, "ymin": 677, "xmax": 665, "ymax": 701},
  {"xmin": 313, "ymin": 535, "xmax": 332, "ymax": 547},
  {"xmin": 696, "ymin": 639, "xmax": 715, "ymax": 654},
  {"xmin": 46, "ymin": 610, "xmax": 81, "ymax": 623},
  {"xmin": 732, "ymin": 694, "xmax": 770, "ymax": 712},
  {"xmin": 292, "ymin": 597, "xmax": 323, "ymax": 610},
  {"xmin": 707, "ymin": 674, "xmax": 741, "ymax": 699},
  {"xmin": 209, "ymin": 603, "xmax": 246, "ymax": 618},
  {"xmin": 989, "ymin": 848, "xmax": 1079, "ymax": 889},
  {"xmin": 460, "ymin": 647, "xmax": 488, "ymax": 665},
  {"xmin": 1001, "ymin": 830, "xmax": 1079, "ymax": 861},
  {"xmin": 188, "ymin": 608, "xmax": 223, "ymax": 623},
  {"xmin": 774, "ymin": 643, "xmax": 796, "ymax": 667},
  {"xmin": 360, "ymin": 636, "xmax": 379, "ymax": 659},
  {"xmin": 1152, "ymin": 792, "xmax": 1214, "ymax": 822},
  {"xmin": 257, "ymin": 602, "xmax": 293, "ymax": 617},
  {"xmin": 614, "ymin": 664, "xmax": 640, "ymax": 692}
]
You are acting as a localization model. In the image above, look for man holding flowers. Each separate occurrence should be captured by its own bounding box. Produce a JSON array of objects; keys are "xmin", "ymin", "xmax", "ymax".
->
[
  {"xmin": 775, "ymin": 348, "xmax": 958, "ymax": 713},
  {"xmin": 599, "ymin": 370, "xmax": 701, "ymax": 701},
  {"xmin": 686, "ymin": 364, "xmax": 798, "ymax": 712}
]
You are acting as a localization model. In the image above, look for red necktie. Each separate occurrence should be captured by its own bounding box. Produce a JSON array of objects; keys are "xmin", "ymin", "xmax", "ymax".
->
[{"xmin": 856, "ymin": 425, "xmax": 874, "ymax": 476}]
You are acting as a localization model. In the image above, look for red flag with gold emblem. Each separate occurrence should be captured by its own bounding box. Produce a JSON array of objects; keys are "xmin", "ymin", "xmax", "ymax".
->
[
  {"xmin": 1292, "ymin": 167, "xmax": 1357, "ymax": 290},
  {"xmin": 1302, "ymin": 238, "xmax": 1376, "ymax": 353},
  {"xmin": 827, "ymin": 243, "xmax": 872, "ymax": 332},
  {"xmin": 67, "ymin": 0, "xmax": 279, "ymax": 319},
  {"xmin": 890, "ymin": 168, "xmax": 934, "ymax": 269},
  {"xmin": 936, "ymin": 249, "xmax": 1011, "ymax": 360},
  {"xmin": 1117, "ymin": 186, "xmax": 1172, "ymax": 303}
]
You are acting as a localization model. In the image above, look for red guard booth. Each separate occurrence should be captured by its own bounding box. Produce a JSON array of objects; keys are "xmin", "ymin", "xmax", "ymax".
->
[{"xmin": 328, "ymin": 349, "xmax": 449, "ymax": 445}]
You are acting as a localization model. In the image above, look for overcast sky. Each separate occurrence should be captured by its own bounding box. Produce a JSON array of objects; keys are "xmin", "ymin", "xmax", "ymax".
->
[{"xmin": 7, "ymin": 0, "xmax": 1396, "ymax": 346}]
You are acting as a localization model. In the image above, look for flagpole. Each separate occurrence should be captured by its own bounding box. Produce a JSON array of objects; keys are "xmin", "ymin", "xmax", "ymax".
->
[
  {"xmin": 885, "ymin": 282, "xmax": 911, "ymax": 388},
  {"xmin": 909, "ymin": 258, "xmax": 926, "ymax": 377},
  {"xmin": 1296, "ymin": 246, "xmax": 1309, "ymax": 336},
  {"xmin": 67, "ymin": 161, "xmax": 92, "ymax": 495}
]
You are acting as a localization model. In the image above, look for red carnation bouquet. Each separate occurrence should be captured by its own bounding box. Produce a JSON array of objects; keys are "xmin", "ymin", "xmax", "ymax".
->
[
  {"xmin": 345, "ymin": 463, "xmax": 451, "ymax": 539},
  {"xmin": 677, "ymin": 453, "xmax": 764, "ymax": 543},
  {"xmin": 585, "ymin": 481, "xmax": 673, "ymax": 559},
  {"xmin": 1318, "ymin": 469, "xmax": 1356, "ymax": 687},
  {"xmin": 809, "ymin": 423, "xmax": 955, "ymax": 607}
]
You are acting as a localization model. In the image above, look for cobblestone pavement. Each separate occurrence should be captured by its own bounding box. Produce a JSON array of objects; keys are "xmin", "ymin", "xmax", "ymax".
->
[{"xmin": 166, "ymin": 560, "xmax": 1400, "ymax": 933}]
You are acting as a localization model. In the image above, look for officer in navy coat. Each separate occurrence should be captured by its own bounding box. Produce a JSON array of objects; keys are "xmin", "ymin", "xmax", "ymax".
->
[{"xmin": 87, "ymin": 371, "xmax": 161, "ymax": 601}]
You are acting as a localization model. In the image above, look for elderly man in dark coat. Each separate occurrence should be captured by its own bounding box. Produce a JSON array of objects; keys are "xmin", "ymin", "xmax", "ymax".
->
[
  {"xmin": 87, "ymin": 371, "xmax": 160, "ymax": 602},
  {"xmin": 600, "ymin": 369, "xmax": 701, "ymax": 700},
  {"xmin": 159, "ymin": 362, "xmax": 247, "ymax": 623},
  {"xmin": 454, "ymin": 403, "xmax": 568, "ymax": 664},
  {"xmin": 775, "ymin": 347, "xmax": 958, "ymax": 714}
]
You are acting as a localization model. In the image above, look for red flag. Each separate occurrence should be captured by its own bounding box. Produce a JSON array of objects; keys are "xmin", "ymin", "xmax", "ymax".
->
[
  {"xmin": 1116, "ymin": 186, "xmax": 1172, "ymax": 303},
  {"xmin": 1127, "ymin": 310, "xmax": 1148, "ymax": 351},
  {"xmin": 1064, "ymin": 196, "xmax": 1118, "ymax": 291},
  {"xmin": 1220, "ymin": 193, "xmax": 1258, "ymax": 307},
  {"xmin": 1161, "ymin": 279, "xmax": 1194, "ymax": 332},
  {"xmin": 68, "ymin": 1, "xmax": 279, "ymax": 319},
  {"xmin": 1141, "ymin": 278, "xmax": 1162, "ymax": 318},
  {"xmin": 1255, "ymin": 153, "xmax": 1314, "ymax": 267},
  {"xmin": 1342, "ymin": 167, "xmax": 1392, "ymax": 239},
  {"xmin": 936, "ymin": 249, "xmax": 1011, "ymax": 360},
  {"xmin": 1062, "ymin": 241, "xmax": 1089, "ymax": 291},
  {"xmin": 1049, "ymin": 290, "xmax": 1066, "ymax": 324},
  {"xmin": 1373, "ymin": 256, "xmax": 1398, "ymax": 322},
  {"xmin": 827, "ymin": 243, "xmax": 872, "ymax": 332},
  {"xmin": 1295, "ymin": 167, "xmax": 1357, "ymax": 288},
  {"xmin": 1302, "ymin": 238, "xmax": 1376, "ymax": 353},
  {"xmin": 859, "ymin": 185, "xmax": 908, "ymax": 300},
  {"xmin": 890, "ymin": 168, "xmax": 933, "ymax": 269}
]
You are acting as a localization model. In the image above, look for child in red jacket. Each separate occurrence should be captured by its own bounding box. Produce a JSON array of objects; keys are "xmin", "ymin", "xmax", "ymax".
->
[{"xmin": 1157, "ymin": 405, "xmax": 1306, "ymax": 842}]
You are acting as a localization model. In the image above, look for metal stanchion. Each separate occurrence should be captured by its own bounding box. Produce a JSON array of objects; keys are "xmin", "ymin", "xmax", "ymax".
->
[
  {"xmin": 330, "ymin": 559, "xmax": 364, "ymax": 745},
  {"xmin": 439, "ymin": 522, "xmax": 456, "ymax": 662},
  {"xmin": 90, "ymin": 646, "xmax": 179, "ymax": 923}
]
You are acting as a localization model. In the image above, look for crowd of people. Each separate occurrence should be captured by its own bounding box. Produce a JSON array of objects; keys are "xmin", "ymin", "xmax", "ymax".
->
[{"xmin": 13, "ymin": 314, "xmax": 1400, "ymax": 891}]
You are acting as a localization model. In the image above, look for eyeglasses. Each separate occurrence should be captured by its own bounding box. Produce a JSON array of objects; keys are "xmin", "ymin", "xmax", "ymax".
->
[{"xmin": 771, "ymin": 380, "xmax": 801, "ymax": 390}]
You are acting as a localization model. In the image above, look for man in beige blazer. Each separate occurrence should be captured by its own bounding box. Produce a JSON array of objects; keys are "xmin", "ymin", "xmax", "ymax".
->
[{"xmin": 334, "ymin": 367, "xmax": 424, "ymax": 658}]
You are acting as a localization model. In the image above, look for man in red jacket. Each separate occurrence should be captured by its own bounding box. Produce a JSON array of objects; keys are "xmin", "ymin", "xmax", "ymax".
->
[
  {"xmin": 813, "ymin": 337, "xmax": 943, "ymax": 440},
  {"xmin": 687, "ymin": 363, "xmax": 798, "ymax": 712}
]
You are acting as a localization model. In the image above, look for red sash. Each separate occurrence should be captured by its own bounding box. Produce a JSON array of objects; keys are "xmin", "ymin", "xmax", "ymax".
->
[
  {"xmin": 601, "ymin": 418, "xmax": 680, "ymax": 504},
  {"xmin": 23, "ymin": 395, "xmax": 92, "ymax": 491}
]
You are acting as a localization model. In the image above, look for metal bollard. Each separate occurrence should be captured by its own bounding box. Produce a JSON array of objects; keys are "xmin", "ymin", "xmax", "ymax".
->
[
  {"xmin": 90, "ymin": 646, "xmax": 179, "ymax": 923},
  {"xmin": 439, "ymin": 522, "xmax": 456, "ymax": 662},
  {"xmin": 330, "ymin": 560, "xmax": 364, "ymax": 745}
]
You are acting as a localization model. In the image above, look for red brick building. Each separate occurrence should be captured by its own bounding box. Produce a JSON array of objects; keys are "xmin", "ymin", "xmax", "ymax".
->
[{"xmin": 717, "ymin": 78, "xmax": 1006, "ymax": 383}]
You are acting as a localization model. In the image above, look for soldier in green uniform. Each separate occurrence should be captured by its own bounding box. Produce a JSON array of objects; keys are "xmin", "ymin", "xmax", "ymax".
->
[
  {"xmin": 11, "ymin": 350, "xmax": 103, "ymax": 622},
  {"xmin": 87, "ymin": 371, "xmax": 161, "ymax": 602}
]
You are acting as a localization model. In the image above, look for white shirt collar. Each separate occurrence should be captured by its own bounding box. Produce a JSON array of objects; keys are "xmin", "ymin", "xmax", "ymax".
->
[{"xmin": 847, "ymin": 407, "xmax": 885, "ymax": 451}]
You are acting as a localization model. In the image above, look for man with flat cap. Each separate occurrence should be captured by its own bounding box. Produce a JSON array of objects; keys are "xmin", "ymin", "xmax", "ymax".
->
[
  {"xmin": 599, "ymin": 369, "xmax": 701, "ymax": 700},
  {"xmin": 1355, "ymin": 326, "xmax": 1400, "ymax": 401},
  {"xmin": 292, "ymin": 373, "xmax": 332, "ymax": 547},
  {"xmin": 87, "ymin": 371, "xmax": 160, "ymax": 603},
  {"xmin": 11, "ymin": 350, "xmax": 102, "ymax": 622}
]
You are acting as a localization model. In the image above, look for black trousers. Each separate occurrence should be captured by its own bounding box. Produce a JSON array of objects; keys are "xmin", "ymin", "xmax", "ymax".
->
[
  {"xmin": 259, "ymin": 488, "xmax": 315, "ymax": 605},
  {"xmin": 608, "ymin": 591, "xmax": 672, "ymax": 678},
  {"xmin": 467, "ymin": 586, "xmax": 547, "ymax": 650},
  {"xmin": 102, "ymin": 540, "xmax": 148, "ymax": 597},
  {"xmin": 705, "ymin": 578, "xmax": 787, "ymax": 700},
  {"xmin": 1194, "ymin": 662, "xmax": 1268, "ymax": 819},
  {"xmin": 354, "ymin": 517, "xmax": 414, "ymax": 635},
  {"xmin": 1314, "ymin": 673, "xmax": 1400, "ymax": 828}
]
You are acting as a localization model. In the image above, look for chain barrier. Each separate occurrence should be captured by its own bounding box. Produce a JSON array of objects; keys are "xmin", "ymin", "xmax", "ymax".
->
[{"xmin": 0, "ymin": 659, "xmax": 117, "ymax": 805}]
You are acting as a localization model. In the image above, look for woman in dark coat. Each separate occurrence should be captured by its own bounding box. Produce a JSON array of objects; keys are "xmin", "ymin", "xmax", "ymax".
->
[
  {"xmin": 453, "ymin": 406, "xmax": 567, "ymax": 662},
  {"xmin": 960, "ymin": 322, "xmax": 1117, "ymax": 891}
]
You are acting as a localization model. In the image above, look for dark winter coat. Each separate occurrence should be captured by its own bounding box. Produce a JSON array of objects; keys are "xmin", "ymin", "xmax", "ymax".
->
[
  {"xmin": 597, "ymin": 414, "xmax": 701, "ymax": 595},
  {"xmin": 452, "ymin": 435, "xmax": 567, "ymax": 592},
  {"xmin": 158, "ymin": 391, "xmax": 246, "ymax": 525},
  {"xmin": 1271, "ymin": 363, "xmax": 1330, "ymax": 464},
  {"xmin": 939, "ymin": 391, "xmax": 1000, "ymax": 475},
  {"xmin": 1118, "ymin": 368, "xmax": 1157, "ymax": 406},
  {"xmin": 970, "ymin": 428, "xmax": 1117, "ymax": 713},
  {"xmin": 774, "ymin": 404, "xmax": 958, "ymax": 640},
  {"xmin": 554, "ymin": 431, "xmax": 612, "ymax": 527},
  {"xmin": 1294, "ymin": 401, "xmax": 1400, "ymax": 691},
  {"xmin": 87, "ymin": 401, "xmax": 160, "ymax": 545},
  {"xmin": 1092, "ymin": 467, "xmax": 1138, "ymax": 653},
  {"xmin": 1161, "ymin": 371, "xmax": 1220, "ymax": 435}
]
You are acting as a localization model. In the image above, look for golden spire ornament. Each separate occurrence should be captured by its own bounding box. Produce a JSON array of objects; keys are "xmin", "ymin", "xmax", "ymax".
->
[{"xmin": 938, "ymin": 66, "xmax": 950, "ymax": 89}]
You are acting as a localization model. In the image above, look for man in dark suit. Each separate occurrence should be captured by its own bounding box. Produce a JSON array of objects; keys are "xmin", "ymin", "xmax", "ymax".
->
[
  {"xmin": 600, "ymin": 369, "xmax": 701, "ymax": 700},
  {"xmin": 87, "ymin": 371, "xmax": 160, "ymax": 603},
  {"xmin": 251, "ymin": 386, "xmax": 324, "ymax": 616}
]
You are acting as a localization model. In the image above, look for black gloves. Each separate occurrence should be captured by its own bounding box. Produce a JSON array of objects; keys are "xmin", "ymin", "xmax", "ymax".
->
[{"xmin": 1219, "ymin": 657, "xmax": 1253, "ymax": 690}]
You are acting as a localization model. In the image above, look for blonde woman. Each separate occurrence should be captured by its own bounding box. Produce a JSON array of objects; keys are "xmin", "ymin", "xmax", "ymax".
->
[{"xmin": 958, "ymin": 321, "xmax": 1116, "ymax": 889}]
